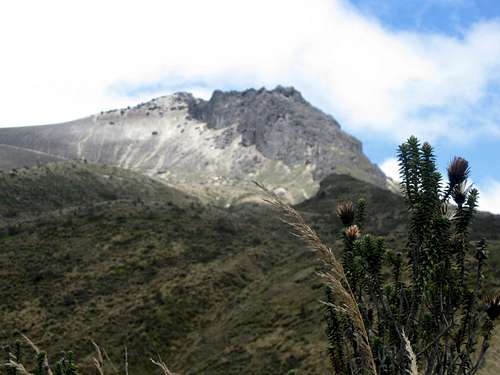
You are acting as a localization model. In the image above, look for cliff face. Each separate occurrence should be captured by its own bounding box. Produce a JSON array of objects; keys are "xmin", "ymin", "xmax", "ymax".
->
[
  {"xmin": 0, "ymin": 86, "xmax": 386, "ymax": 203},
  {"xmin": 189, "ymin": 87, "xmax": 373, "ymax": 179}
]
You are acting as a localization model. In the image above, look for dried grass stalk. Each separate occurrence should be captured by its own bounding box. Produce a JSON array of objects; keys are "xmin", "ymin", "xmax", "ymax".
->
[
  {"xmin": 124, "ymin": 347, "xmax": 129, "ymax": 375},
  {"xmin": 92, "ymin": 341, "xmax": 106, "ymax": 375},
  {"xmin": 151, "ymin": 356, "xmax": 177, "ymax": 375},
  {"xmin": 23, "ymin": 334, "xmax": 53, "ymax": 375},
  {"xmin": 255, "ymin": 182, "xmax": 377, "ymax": 375},
  {"xmin": 4, "ymin": 335, "xmax": 54, "ymax": 375},
  {"xmin": 4, "ymin": 356, "xmax": 32, "ymax": 375},
  {"xmin": 402, "ymin": 329, "xmax": 419, "ymax": 375}
]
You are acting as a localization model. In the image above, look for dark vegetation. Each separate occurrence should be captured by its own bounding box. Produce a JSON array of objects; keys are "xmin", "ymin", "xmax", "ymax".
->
[
  {"xmin": 0, "ymin": 147, "xmax": 499, "ymax": 374},
  {"xmin": 317, "ymin": 137, "xmax": 499, "ymax": 374}
]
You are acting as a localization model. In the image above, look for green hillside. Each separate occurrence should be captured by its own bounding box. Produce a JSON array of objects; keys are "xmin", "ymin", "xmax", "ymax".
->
[
  {"xmin": 0, "ymin": 162, "xmax": 194, "ymax": 218},
  {"xmin": 0, "ymin": 163, "xmax": 499, "ymax": 374}
]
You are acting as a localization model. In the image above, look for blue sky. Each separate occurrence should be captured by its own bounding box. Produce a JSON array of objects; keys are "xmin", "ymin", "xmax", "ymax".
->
[
  {"xmin": 0, "ymin": 0, "xmax": 499, "ymax": 212},
  {"xmin": 346, "ymin": 0, "xmax": 500, "ymax": 212},
  {"xmin": 351, "ymin": 0, "xmax": 500, "ymax": 35}
]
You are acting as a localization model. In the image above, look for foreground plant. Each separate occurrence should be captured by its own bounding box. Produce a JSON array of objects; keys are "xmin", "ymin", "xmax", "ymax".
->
[
  {"xmin": 264, "ymin": 136, "xmax": 497, "ymax": 375},
  {"xmin": 4, "ymin": 334, "xmax": 78, "ymax": 375},
  {"xmin": 3, "ymin": 336, "xmax": 175, "ymax": 375},
  {"xmin": 257, "ymin": 182, "xmax": 377, "ymax": 375}
]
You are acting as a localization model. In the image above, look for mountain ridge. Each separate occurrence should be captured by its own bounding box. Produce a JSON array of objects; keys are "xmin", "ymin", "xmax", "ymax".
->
[{"xmin": 0, "ymin": 86, "xmax": 387, "ymax": 204}]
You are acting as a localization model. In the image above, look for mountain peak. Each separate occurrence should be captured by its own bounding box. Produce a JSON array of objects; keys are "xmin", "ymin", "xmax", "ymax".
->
[
  {"xmin": 209, "ymin": 85, "xmax": 304, "ymax": 101},
  {"xmin": 0, "ymin": 86, "xmax": 386, "ymax": 204},
  {"xmin": 270, "ymin": 84, "xmax": 303, "ymax": 98},
  {"xmin": 189, "ymin": 85, "xmax": 338, "ymax": 131}
]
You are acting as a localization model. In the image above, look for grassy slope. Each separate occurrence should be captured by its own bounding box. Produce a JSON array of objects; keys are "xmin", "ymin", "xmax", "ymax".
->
[
  {"xmin": 0, "ymin": 162, "xmax": 332, "ymax": 374},
  {"xmin": 0, "ymin": 164, "xmax": 499, "ymax": 374},
  {"xmin": 0, "ymin": 161, "xmax": 194, "ymax": 217}
]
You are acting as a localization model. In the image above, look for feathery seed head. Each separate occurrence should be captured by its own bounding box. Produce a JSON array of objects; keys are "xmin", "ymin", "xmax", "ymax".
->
[
  {"xmin": 345, "ymin": 225, "xmax": 360, "ymax": 241},
  {"xmin": 485, "ymin": 295, "xmax": 500, "ymax": 320},
  {"xmin": 447, "ymin": 157, "xmax": 470, "ymax": 187},
  {"xmin": 336, "ymin": 200, "xmax": 355, "ymax": 226}
]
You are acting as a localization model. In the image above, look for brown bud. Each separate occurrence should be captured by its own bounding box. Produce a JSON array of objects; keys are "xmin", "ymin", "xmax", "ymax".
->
[
  {"xmin": 447, "ymin": 157, "xmax": 470, "ymax": 187},
  {"xmin": 344, "ymin": 225, "xmax": 360, "ymax": 241},
  {"xmin": 336, "ymin": 201, "xmax": 355, "ymax": 226},
  {"xmin": 485, "ymin": 295, "xmax": 500, "ymax": 320}
]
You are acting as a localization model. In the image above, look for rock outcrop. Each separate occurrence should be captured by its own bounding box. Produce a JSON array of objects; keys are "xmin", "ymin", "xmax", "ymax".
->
[{"xmin": 0, "ymin": 86, "xmax": 386, "ymax": 203}]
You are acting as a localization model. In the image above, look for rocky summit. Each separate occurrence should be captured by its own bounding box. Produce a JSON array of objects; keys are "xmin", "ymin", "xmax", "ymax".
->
[{"xmin": 0, "ymin": 86, "xmax": 386, "ymax": 204}]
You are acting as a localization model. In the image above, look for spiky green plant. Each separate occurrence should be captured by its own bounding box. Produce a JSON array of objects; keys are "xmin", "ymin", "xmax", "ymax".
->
[
  {"xmin": 266, "ymin": 136, "xmax": 497, "ymax": 375},
  {"xmin": 327, "ymin": 136, "xmax": 498, "ymax": 374}
]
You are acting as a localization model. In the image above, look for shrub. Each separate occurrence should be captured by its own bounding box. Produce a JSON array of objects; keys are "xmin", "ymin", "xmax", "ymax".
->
[
  {"xmin": 266, "ymin": 136, "xmax": 498, "ymax": 374},
  {"xmin": 2, "ymin": 337, "xmax": 175, "ymax": 375}
]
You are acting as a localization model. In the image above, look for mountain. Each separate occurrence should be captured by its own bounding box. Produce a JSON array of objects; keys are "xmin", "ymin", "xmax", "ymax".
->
[
  {"xmin": 0, "ymin": 162, "xmax": 499, "ymax": 374},
  {"xmin": 0, "ymin": 86, "xmax": 386, "ymax": 204},
  {"xmin": 2, "ymin": 88, "xmax": 498, "ymax": 374}
]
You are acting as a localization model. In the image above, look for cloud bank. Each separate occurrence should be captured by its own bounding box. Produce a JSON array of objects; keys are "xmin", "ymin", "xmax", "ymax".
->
[
  {"xmin": 1, "ymin": 0, "xmax": 500, "ymax": 144},
  {"xmin": 478, "ymin": 179, "xmax": 500, "ymax": 214},
  {"xmin": 380, "ymin": 158, "xmax": 401, "ymax": 181}
]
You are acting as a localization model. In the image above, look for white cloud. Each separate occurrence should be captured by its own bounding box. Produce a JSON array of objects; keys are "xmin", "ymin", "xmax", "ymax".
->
[
  {"xmin": 379, "ymin": 158, "xmax": 400, "ymax": 181},
  {"xmin": 0, "ymin": 0, "xmax": 499, "ymax": 144},
  {"xmin": 478, "ymin": 179, "xmax": 500, "ymax": 215}
]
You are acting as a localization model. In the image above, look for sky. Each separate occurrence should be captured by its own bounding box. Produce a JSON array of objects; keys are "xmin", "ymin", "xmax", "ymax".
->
[{"xmin": 0, "ymin": 0, "xmax": 499, "ymax": 213}]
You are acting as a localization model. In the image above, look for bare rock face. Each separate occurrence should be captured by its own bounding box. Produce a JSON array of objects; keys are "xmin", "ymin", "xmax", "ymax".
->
[
  {"xmin": 189, "ymin": 86, "xmax": 377, "ymax": 181},
  {"xmin": 0, "ymin": 86, "xmax": 386, "ymax": 204}
]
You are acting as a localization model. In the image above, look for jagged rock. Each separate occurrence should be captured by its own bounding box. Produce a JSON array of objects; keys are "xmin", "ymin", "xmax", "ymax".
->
[
  {"xmin": 0, "ymin": 86, "xmax": 386, "ymax": 203},
  {"xmin": 189, "ymin": 86, "xmax": 379, "ymax": 181}
]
